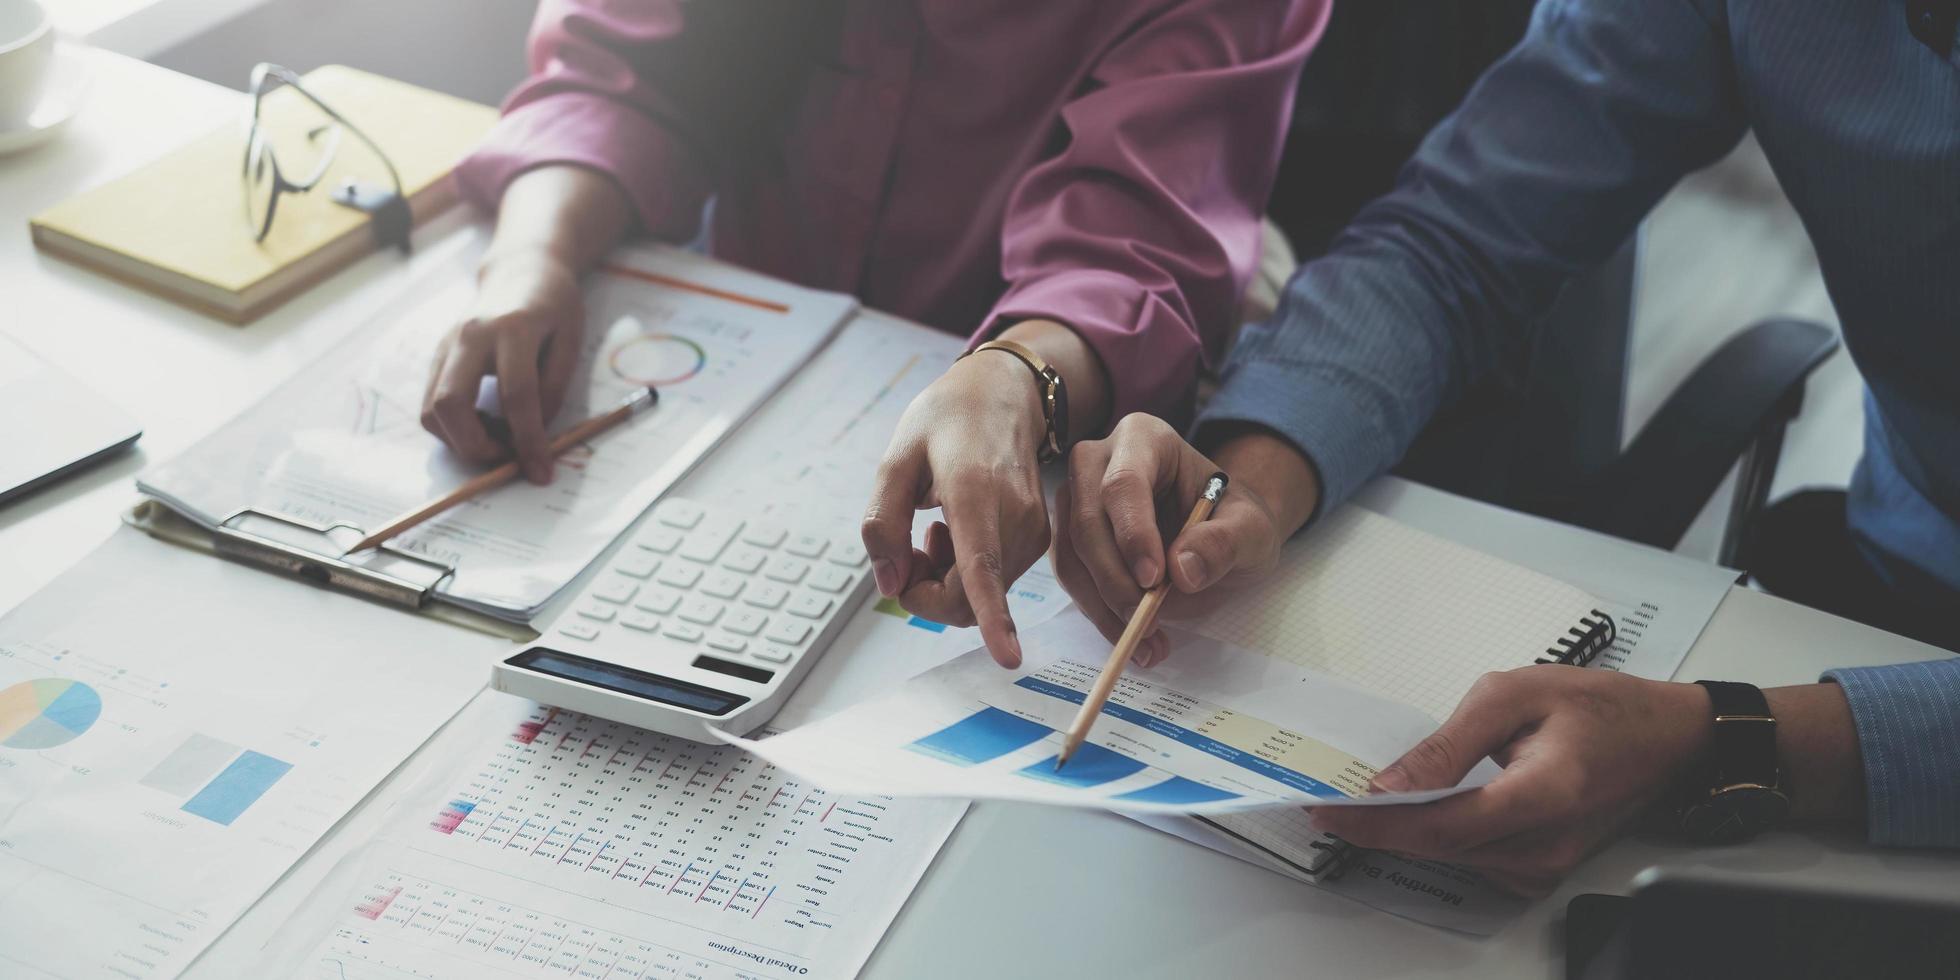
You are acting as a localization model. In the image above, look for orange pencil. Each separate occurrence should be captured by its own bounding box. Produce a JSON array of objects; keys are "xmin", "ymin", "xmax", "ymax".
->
[
  {"xmin": 347, "ymin": 386, "xmax": 658, "ymax": 554},
  {"xmin": 1054, "ymin": 471, "xmax": 1227, "ymax": 770}
]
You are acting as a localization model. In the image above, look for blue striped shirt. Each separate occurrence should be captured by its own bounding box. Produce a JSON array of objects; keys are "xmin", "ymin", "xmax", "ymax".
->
[{"xmin": 1197, "ymin": 0, "xmax": 1960, "ymax": 846}]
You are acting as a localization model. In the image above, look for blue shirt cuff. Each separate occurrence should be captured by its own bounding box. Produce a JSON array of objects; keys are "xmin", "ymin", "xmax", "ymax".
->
[
  {"xmin": 1192, "ymin": 359, "xmax": 1399, "ymax": 518},
  {"xmin": 1821, "ymin": 658, "xmax": 1960, "ymax": 849}
]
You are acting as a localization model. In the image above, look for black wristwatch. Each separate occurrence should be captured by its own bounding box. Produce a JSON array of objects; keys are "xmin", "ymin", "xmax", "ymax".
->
[{"xmin": 1676, "ymin": 680, "xmax": 1790, "ymax": 843}]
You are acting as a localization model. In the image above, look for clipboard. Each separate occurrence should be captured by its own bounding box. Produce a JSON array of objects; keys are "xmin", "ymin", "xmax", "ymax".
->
[{"xmin": 124, "ymin": 499, "xmax": 534, "ymax": 642}]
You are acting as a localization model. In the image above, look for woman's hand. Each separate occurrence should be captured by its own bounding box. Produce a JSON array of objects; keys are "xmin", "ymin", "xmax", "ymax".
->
[
  {"xmin": 861, "ymin": 319, "xmax": 1111, "ymax": 669},
  {"xmin": 421, "ymin": 165, "xmax": 633, "ymax": 484},
  {"xmin": 1053, "ymin": 415, "xmax": 1318, "ymax": 667},
  {"xmin": 1310, "ymin": 667, "xmax": 1715, "ymax": 896},
  {"xmin": 860, "ymin": 349, "xmax": 1053, "ymax": 668},
  {"xmin": 423, "ymin": 249, "xmax": 585, "ymax": 484}
]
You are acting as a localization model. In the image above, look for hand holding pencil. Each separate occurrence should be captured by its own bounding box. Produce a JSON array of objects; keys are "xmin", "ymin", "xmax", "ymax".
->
[
  {"xmin": 1056, "ymin": 471, "xmax": 1227, "ymax": 770},
  {"xmin": 349, "ymin": 386, "xmax": 659, "ymax": 554}
]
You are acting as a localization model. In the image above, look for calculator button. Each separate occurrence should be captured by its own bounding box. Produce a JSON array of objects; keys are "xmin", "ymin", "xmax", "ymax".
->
[
  {"xmin": 678, "ymin": 597, "xmax": 725, "ymax": 625},
  {"xmin": 655, "ymin": 499, "xmax": 704, "ymax": 529},
  {"xmin": 721, "ymin": 547, "xmax": 767, "ymax": 574},
  {"xmin": 828, "ymin": 541, "xmax": 868, "ymax": 567},
  {"xmin": 621, "ymin": 612, "xmax": 661, "ymax": 632},
  {"xmin": 593, "ymin": 578, "xmax": 638, "ymax": 604},
  {"xmin": 656, "ymin": 564, "xmax": 703, "ymax": 589},
  {"xmin": 787, "ymin": 594, "xmax": 832, "ymax": 620},
  {"xmin": 807, "ymin": 567, "xmax": 853, "ymax": 594},
  {"xmin": 615, "ymin": 554, "xmax": 660, "ymax": 579},
  {"xmin": 764, "ymin": 557, "xmax": 810, "ymax": 584},
  {"xmin": 742, "ymin": 584, "xmax": 789, "ymax": 610},
  {"xmin": 753, "ymin": 645, "xmax": 796, "ymax": 664},
  {"xmin": 701, "ymin": 572, "xmax": 745, "ymax": 600},
  {"xmin": 785, "ymin": 534, "xmax": 828, "ymax": 559},
  {"xmin": 741, "ymin": 523, "xmax": 787, "ymax": 548},
  {"xmin": 765, "ymin": 620, "xmax": 812, "ymax": 646},
  {"xmin": 724, "ymin": 610, "xmax": 768, "ymax": 636},
  {"xmin": 557, "ymin": 622, "xmax": 601, "ymax": 641},
  {"xmin": 680, "ymin": 520, "xmax": 741, "ymax": 564},
  {"xmin": 637, "ymin": 527, "xmax": 683, "ymax": 554},
  {"xmin": 633, "ymin": 588, "xmax": 681, "ymax": 615},
  {"xmin": 706, "ymin": 634, "xmax": 748, "ymax": 654},
  {"xmin": 661, "ymin": 622, "xmax": 705, "ymax": 643},
  {"xmin": 577, "ymin": 603, "xmax": 617, "ymax": 623}
]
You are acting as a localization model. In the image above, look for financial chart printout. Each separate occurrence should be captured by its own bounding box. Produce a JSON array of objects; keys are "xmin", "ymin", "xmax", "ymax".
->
[
  {"xmin": 730, "ymin": 616, "xmax": 1476, "ymax": 815},
  {"xmin": 0, "ymin": 531, "xmax": 499, "ymax": 979},
  {"xmin": 283, "ymin": 699, "xmax": 965, "ymax": 979},
  {"xmin": 140, "ymin": 245, "xmax": 856, "ymax": 618}
]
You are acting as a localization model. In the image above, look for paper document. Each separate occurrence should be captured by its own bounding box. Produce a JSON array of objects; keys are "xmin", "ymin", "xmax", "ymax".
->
[
  {"xmin": 728, "ymin": 615, "xmax": 1488, "ymax": 814},
  {"xmin": 1187, "ymin": 506, "xmax": 1617, "ymax": 721},
  {"xmin": 140, "ymin": 245, "xmax": 857, "ymax": 620},
  {"xmin": 270, "ymin": 695, "xmax": 965, "ymax": 980},
  {"xmin": 0, "ymin": 530, "xmax": 501, "ymax": 980}
]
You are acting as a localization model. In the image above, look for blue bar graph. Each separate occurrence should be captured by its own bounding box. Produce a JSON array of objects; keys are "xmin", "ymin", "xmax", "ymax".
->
[
  {"xmin": 1018, "ymin": 743, "xmax": 1147, "ymax": 788},
  {"xmin": 182, "ymin": 750, "xmax": 293, "ymax": 825},
  {"xmin": 907, "ymin": 707, "xmax": 1051, "ymax": 766},
  {"xmin": 1113, "ymin": 776, "xmax": 1240, "ymax": 805}
]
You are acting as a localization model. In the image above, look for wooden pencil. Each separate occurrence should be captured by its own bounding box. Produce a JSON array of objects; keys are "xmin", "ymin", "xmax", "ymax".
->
[
  {"xmin": 346, "ymin": 386, "xmax": 658, "ymax": 554},
  {"xmin": 1054, "ymin": 471, "xmax": 1228, "ymax": 770}
]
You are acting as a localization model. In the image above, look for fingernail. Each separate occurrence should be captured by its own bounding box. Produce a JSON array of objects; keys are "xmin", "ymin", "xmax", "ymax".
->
[
  {"xmin": 1003, "ymin": 632, "xmax": 1023, "ymax": 670},
  {"xmin": 530, "ymin": 464, "xmax": 553, "ymax": 486},
  {"xmin": 1176, "ymin": 550, "xmax": 1209, "ymax": 588},
  {"xmin": 1369, "ymin": 769, "xmax": 1410, "ymax": 794},
  {"xmin": 1131, "ymin": 556, "xmax": 1159, "ymax": 589},
  {"xmin": 872, "ymin": 558, "xmax": 898, "ymax": 596}
]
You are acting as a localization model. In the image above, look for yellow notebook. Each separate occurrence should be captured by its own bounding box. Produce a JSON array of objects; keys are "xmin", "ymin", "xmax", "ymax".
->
[{"xmin": 30, "ymin": 66, "xmax": 498, "ymax": 323}]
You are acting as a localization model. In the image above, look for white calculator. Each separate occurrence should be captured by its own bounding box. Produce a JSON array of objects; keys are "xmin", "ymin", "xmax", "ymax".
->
[{"xmin": 492, "ymin": 497, "xmax": 875, "ymax": 741}]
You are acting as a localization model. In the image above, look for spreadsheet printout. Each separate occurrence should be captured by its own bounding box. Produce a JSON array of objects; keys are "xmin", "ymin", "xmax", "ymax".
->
[
  {"xmin": 139, "ymin": 243, "xmax": 856, "ymax": 620},
  {"xmin": 0, "ymin": 530, "xmax": 501, "ymax": 980},
  {"xmin": 271, "ymin": 696, "xmax": 965, "ymax": 979}
]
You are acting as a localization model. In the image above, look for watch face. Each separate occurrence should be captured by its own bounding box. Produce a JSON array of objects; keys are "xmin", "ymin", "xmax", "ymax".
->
[
  {"xmin": 1047, "ymin": 373, "xmax": 1069, "ymax": 449},
  {"xmin": 1680, "ymin": 786, "xmax": 1791, "ymax": 844}
]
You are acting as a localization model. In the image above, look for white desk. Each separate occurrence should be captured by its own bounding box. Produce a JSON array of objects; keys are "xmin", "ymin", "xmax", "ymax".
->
[{"xmin": 5, "ymin": 51, "xmax": 1955, "ymax": 980}]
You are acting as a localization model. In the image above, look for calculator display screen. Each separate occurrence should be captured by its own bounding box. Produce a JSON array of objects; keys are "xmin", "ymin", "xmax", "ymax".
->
[{"xmin": 507, "ymin": 648, "xmax": 750, "ymax": 716}]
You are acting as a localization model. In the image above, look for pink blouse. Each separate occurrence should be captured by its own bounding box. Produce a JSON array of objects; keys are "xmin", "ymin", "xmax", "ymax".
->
[{"xmin": 457, "ymin": 0, "xmax": 1325, "ymax": 421}]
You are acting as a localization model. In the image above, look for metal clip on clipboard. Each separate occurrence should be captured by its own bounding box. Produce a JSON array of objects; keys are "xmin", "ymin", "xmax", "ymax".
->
[{"xmin": 205, "ymin": 506, "xmax": 459, "ymax": 610}]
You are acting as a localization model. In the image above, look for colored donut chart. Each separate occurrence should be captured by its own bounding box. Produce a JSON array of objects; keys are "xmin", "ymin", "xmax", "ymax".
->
[
  {"xmin": 607, "ymin": 333, "xmax": 707, "ymax": 387},
  {"xmin": 0, "ymin": 678, "xmax": 103, "ymax": 750}
]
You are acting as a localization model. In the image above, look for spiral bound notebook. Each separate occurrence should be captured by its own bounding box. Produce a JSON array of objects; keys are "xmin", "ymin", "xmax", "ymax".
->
[{"xmin": 1184, "ymin": 506, "xmax": 1620, "ymax": 893}]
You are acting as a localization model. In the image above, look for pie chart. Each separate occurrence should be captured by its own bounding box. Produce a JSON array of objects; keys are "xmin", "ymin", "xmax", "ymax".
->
[
  {"xmin": 607, "ymin": 333, "xmax": 707, "ymax": 386},
  {"xmin": 0, "ymin": 678, "xmax": 103, "ymax": 750}
]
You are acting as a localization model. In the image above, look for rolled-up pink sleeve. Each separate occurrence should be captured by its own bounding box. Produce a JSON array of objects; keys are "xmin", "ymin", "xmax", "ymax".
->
[
  {"xmin": 981, "ymin": 0, "xmax": 1326, "ymax": 425},
  {"xmin": 456, "ymin": 0, "xmax": 733, "ymax": 241}
]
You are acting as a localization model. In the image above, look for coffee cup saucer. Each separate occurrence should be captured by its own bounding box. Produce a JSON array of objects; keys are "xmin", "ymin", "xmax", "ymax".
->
[{"xmin": 0, "ymin": 42, "xmax": 91, "ymax": 157}]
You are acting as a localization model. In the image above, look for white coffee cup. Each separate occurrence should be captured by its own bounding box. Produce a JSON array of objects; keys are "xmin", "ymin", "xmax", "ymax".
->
[{"xmin": 0, "ymin": 0, "xmax": 54, "ymax": 130}]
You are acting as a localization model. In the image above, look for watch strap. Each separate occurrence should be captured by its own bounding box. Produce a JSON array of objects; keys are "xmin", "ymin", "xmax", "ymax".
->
[
  {"xmin": 968, "ymin": 338, "xmax": 1065, "ymax": 463},
  {"xmin": 1694, "ymin": 680, "xmax": 1780, "ymax": 791}
]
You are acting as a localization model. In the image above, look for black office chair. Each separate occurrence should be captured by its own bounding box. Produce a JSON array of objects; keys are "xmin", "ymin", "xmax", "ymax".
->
[
  {"xmin": 1391, "ymin": 240, "xmax": 1840, "ymax": 569},
  {"xmin": 1272, "ymin": 1, "xmax": 1842, "ymax": 568}
]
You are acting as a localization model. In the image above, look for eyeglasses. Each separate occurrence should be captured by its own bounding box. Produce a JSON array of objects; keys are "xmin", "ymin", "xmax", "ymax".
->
[{"xmin": 242, "ymin": 63, "xmax": 411, "ymax": 252}]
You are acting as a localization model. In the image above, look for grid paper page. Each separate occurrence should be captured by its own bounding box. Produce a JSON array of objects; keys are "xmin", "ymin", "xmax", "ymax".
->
[{"xmin": 1189, "ymin": 507, "xmax": 1606, "ymax": 721}]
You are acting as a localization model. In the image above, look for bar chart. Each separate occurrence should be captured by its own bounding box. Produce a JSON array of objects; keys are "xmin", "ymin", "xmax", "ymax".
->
[
  {"xmin": 140, "ymin": 732, "xmax": 294, "ymax": 826},
  {"xmin": 893, "ymin": 656, "xmax": 1378, "ymax": 805}
]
